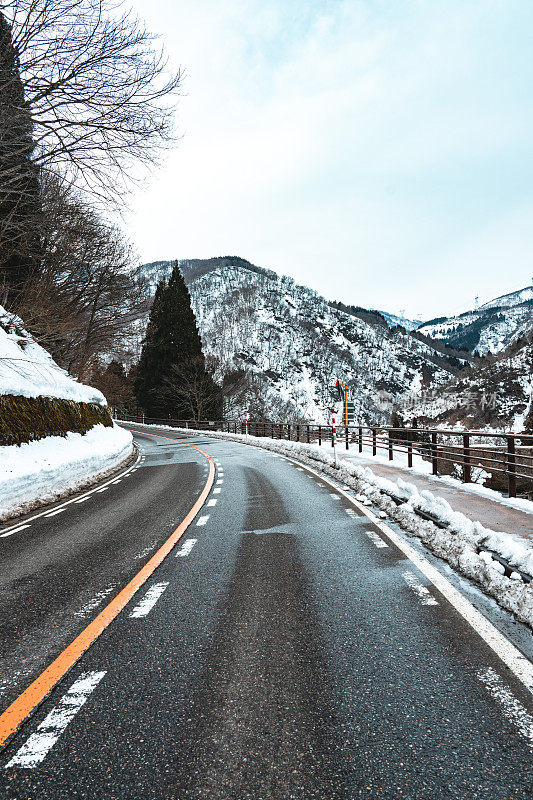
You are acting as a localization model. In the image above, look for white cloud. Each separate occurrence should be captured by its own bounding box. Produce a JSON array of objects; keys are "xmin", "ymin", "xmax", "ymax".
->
[{"xmin": 126, "ymin": 0, "xmax": 533, "ymax": 318}]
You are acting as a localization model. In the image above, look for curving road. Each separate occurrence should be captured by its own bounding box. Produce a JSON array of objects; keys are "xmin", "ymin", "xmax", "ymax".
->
[{"xmin": 0, "ymin": 424, "xmax": 532, "ymax": 799}]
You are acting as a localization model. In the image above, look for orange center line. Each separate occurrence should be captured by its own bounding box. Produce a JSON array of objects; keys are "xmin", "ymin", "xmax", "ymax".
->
[{"xmin": 0, "ymin": 431, "xmax": 215, "ymax": 751}]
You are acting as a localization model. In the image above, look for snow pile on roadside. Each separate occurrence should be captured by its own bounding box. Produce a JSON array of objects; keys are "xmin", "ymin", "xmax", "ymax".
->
[
  {"xmin": 0, "ymin": 305, "xmax": 105, "ymax": 404},
  {"xmin": 129, "ymin": 422, "xmax": 533, "ymax": 628},
  {"xmin": 0, "ymin": 423, "xmax": 133, "ymax": 522}
]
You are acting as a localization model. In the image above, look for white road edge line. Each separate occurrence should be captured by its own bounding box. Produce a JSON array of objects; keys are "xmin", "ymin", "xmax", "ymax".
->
[
  {"xmin": 478, "ymin": 667, "xmax": 533, "ymax": 749},
  {"xmin": 5, "ymin": 671, "xmax": 106, "ymax": 769},
  {"xmin": 175, "ymin": 538, "xmax": 197, "ymax": 558},
  {"xmin": 196, "ymin": 515, "xmax": 210, "ymax": 526},
  {"xmin": 283, "ymin": 455, "xmax": 533, "ymax": 695},
  {"xmin": 129, "ymin": 582, "xmax": 169, "ymax": 618},
  {"xmin": 0, "ymin": 524, "xmax": 31, "ymax": 538}
]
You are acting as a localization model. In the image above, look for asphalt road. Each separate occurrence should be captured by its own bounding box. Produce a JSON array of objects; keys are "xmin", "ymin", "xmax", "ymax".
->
[{"xmin": 0, "ymin": 425, "xmax": 532, "ymax": 799}]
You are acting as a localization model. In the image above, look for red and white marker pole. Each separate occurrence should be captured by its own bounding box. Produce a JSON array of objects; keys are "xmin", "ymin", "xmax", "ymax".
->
[{"xmin": 331, "ymin": 410, "xmax": 336, "ymax": 448}]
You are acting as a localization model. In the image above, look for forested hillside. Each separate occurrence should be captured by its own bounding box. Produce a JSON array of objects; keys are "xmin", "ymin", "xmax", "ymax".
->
[{"xmin": 138, "ymin": 258, "xmax": 462, "ymax": 423}]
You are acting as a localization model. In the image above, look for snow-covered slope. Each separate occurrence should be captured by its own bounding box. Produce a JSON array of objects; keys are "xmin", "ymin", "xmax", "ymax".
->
[
  {"xmin": 0, "ymin": 306, "xmax": 105, "ymax": 405},
  {"xmin": 403, "ymin": 339, "xmax": 532, "ymax": 432},
  {"xmin": 139, "ymin": 258, "xmax": 461, "ymax": 423},
  {"xmin": 479, "ymin": 286, "xmax": 533, "ymax": 311},
  {"xmin": 417, "ymin": 287, "xmax": 533, "ymax": 356},
  {"xmin": 375, "ymin": 310, "xmax": 422, "ymax": 330}
]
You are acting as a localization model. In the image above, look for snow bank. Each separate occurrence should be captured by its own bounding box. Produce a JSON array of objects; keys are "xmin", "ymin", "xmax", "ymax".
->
[
  {"xmin": 0, "ymin": 423, "xmax": 133, "ymax": 521},
  {"xmin": 128, "ymin": 422, "xmax": 533, "ymax": 628},
  {"xmin": 0, "ymin": 306, "xmax": 105, "ymax": 405}
]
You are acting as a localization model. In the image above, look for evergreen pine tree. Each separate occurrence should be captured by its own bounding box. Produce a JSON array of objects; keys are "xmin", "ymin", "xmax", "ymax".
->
[
  {"xmin": 135, "ymin": 262, "xmax": 221, "ymax": 419},
  {"xmin": 0, "ymin": 13, "xmax": 41, "ymax": 308}
]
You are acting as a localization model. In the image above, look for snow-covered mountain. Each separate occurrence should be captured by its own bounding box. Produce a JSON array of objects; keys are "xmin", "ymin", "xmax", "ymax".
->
[
  {"xmin": 401, "ymin": 337, "xmax": 532, "ymax": 432},
  {"xmin": 138, "ymin": 257, "xmax": 462, "ymax": 423},
  {"xmin": 417, "ymin": 286, "xmax": 533, "ymax": 356}
]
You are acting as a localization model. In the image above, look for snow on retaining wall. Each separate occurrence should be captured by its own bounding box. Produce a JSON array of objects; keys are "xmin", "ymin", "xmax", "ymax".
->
[
  {"xmin": 127, "ymin": 422, "xmax": 533, "ymax": 628},
  {"xmin": 0, "ymin": 305, "xmax": 105, "ymax": 405},
  {"xmin": 0, "ymin": 423, "xmax": 133, "ymax": 522}
]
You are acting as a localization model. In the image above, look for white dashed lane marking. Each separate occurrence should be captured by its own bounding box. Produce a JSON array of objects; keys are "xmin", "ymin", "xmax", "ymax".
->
[
  {"xmin": 329, "ymin": 493, "xmax": 342, "ymax": 500},
  {"xmin": 478, "ymin": 668, "xmax": 533, "ymax": 749},
  {"xmin": 44, "ymin": 509, "xmax": 65, "ymax": 518},
  {"xmin": 175, "ymin": 538, "xmax": 197, "ymax": 558},
  {"xmin": 5, "ymin": 671, "xmax": 106, "ymax": 769},
  {"xmin": 207, "ymin": 499, "xmax": 217, "ymax": 507},
  {"xmin": 196, "ymin": 515, "xmax": 210, "ymax": 527},
  {"xmin": 74, "ymin": 497, "xmax": 90, "ymax": 504},
  {"xmin": 402, "ymin": 571, "xmax": 439, "ymax": 606},
  {"xmin": 213, "ymin": 488, "xmax": 221, "ymax": 495},
  {"xmin": 365, "ymin": 530, "xmax": 389, "ymax": 549},
  {"xmin": 129, "ymin": 582, "xmax": 169, "ymax": 618}
]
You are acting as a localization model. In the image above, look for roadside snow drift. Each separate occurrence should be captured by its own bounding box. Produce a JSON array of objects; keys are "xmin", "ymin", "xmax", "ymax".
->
[{"xmin": 0, "ymin": 423, "xmax": 133, "ymax": 522}]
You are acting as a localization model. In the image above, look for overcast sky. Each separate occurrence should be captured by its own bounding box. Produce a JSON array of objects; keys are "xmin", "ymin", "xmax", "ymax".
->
[{"xmin": 126, "ymin": 0, "xmax": 533, "ymax": 320}]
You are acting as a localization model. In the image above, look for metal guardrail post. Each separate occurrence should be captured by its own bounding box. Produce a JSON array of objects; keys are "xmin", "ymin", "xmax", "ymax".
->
[
  {"xmin": 358, "ymin": 426, "xmax": 362, "ymax": 453},
  {"xmin": 431, "ymin": 432, "xmax": 438, "ymax": 475},
  {"xmin": 372, "ymin": 428, "xmax": 377, "ymax": 456},
  {"xmin": 306, "ymin": 425, "xmax": 310, "ymax": 444},
  {"xmin": 463, "ymin": 433, "xmax": 471, "ymax": 483},
  {"xmin": 507, "ymin": 436, "xmax": 517, "ymax": 498},
  {"xmin": 407, "ymin": 429, "xmax": 413, "ymax": 467},
  {"xmin": 388, "ymin": 429, "xmax": 393, "ymax": 461},
  {"xmin": 345, "ymin": 426, "xmax": 349, "ymax": 450},
  {"xmin": 318, "ymin": 425, "xmax": 322, "ymax": 446}
]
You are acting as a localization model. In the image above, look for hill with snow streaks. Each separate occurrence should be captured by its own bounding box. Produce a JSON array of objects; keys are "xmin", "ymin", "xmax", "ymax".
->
[
  {"xmin": 417, "ymin": 286, "xmax": 533, "ymax": 356},
  {"xmin": 402, "ymin": 338, "xmax": 533, "ymax": 432},
  {"xmin": 139, "ymin": 258, "xmax": 461, "ymax": 423}
]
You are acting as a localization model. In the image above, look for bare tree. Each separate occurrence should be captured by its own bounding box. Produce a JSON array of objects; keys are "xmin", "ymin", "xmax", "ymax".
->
[
  {"xmin": 162, "ymin": 358, "xmax": 222, "ymax": 421},
  {"xmin": 1, "ymin": 0, "xmax": 182, "ymax": 203},
  {"xmin": 14, "ymin": 171, "xmax": 148, "ymax": 378}
]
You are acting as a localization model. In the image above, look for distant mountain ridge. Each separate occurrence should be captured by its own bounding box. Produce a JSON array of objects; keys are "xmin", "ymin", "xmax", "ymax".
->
[
  {"xmin": 137, "ymin": 257, "xmax": 462, "ymax": 423},
  {"xmin": 135, "ymin": 257, "xmax": 531, "ymax": 429},
  {"xmin": 417, "ymin": 286, "xmax": 533, "ymax": 355}
]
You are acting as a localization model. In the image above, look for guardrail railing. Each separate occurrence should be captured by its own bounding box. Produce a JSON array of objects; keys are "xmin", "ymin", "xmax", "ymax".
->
[{"xmin": 115, "ymin": 414, "xmax": 533, "ymax": 499}]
